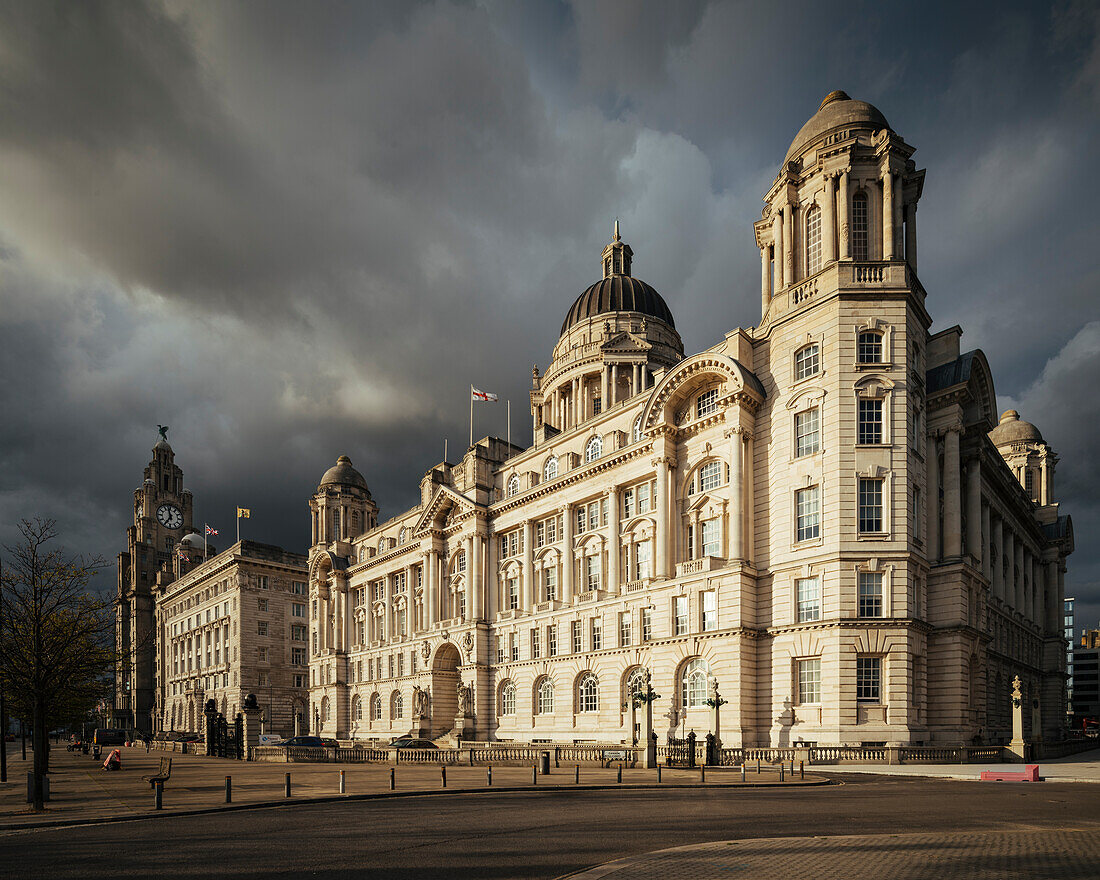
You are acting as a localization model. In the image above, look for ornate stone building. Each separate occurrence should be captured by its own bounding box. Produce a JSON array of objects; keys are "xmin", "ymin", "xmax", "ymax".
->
[{"xmin": 307, "ymin": 91, "xmax": 1073, "ymax": 748}]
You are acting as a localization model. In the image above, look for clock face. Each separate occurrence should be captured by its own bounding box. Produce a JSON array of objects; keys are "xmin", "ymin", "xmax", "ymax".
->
[{"xmin": 156, "ymin": 504, "xmax": 183, "ymax": 530}]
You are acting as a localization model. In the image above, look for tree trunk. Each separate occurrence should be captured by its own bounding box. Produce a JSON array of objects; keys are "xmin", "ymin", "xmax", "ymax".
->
[{"xmin": 32, "ymin": 698, "xmax": 45, "ymax": 811}]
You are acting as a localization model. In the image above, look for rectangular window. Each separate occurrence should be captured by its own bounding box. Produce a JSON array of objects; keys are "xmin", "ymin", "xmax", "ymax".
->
[
  {"xmin": 548, "ymin": 624, "xmax": 557, "ymax": 657},
  {"xmin": 397, "ymin": 653, "xmax": 404, "ymax": 677},
  {"xmin": 701, "ymin": 519, "xmax": 720, "ymax": 558},
  {"xmin": 806, "ymin": 206, "xmax": 822, "ymax": 275},
  {"xmin": 620, "ymin": 611, "xmax": 632, "ymax": 646},
  {"xmin": 637, "ymin": 483, "xmax": 650, "ymax": 514},
  {"xmin": 634, "ymin": 540, "xmax": 652, "ymax": 580},
  {"xmin": 258, "ymin": 576, "xmax": 268, "ymax": 590},
  {"xmin": 258, "ymin": 598, "xmax": 269, "ymax": 612},
  {"xmin": 572, "ymin": 620, "xmax": 582, "ymax": 654},
  {"xmin": 852, "ymin": 194, "xmax": 868, "ymax": 260},
  {"xmin": 858, "ymin": 478, "xmax": 884, "ymax": 533},
  {"xmin": 591, "ymin": 617, "xmax": 602, "ymax": 650},
  {"xmin": 393, "ymin": 571, "xmax": 407, "ymax": 593},
  {"xmin": 258, "ymin": 672, "xmax": 270, "ymax": 687},
  {"xmin": 546, "ymin": 516, "xmax": 558, "ymax": 544},
  {"xmin": 257, "ymin": 620, "xmax": 268, "ymax": 636},
  {"xmin": 543, "ymin": 567, "xmax": 558, "ymax": 601},
  {"xmin": 702, "ymin": 590, "xmax": 717, "ymax": 631},
  {"xmin": 858, "ymin": 398, "xmax": 883, "ymax": 444},
  {"xmin": 536, "ymin": 521, "xmax": 546, "ymax": 547},
  {"xmin": 291, "ymin": 624, "xmax": 306, "ymax": 640},
  {"xmin": 796, "ymin": 486, "xmax": 821, "ymax": 542},
  {"xmin": 292, "ymin": 581, "xmax": 306, "ymax": 595},
  {"xmin": 531, "ymin": 628, "xmax": 541, "ymax": 659},
  {"xmin": 858, "ymin": 571, "xmax": 884, "ymax": 617},
  {"xmin": 496, "ymin": 636, "xmax": 505, "ymax": 664},
  {"xmin": 857, "ymin": 657, "xmax": 882, "ymax": 702},
  {"xmin": 858, "ymin": 331, "xmax": 883, "ymax": 364},
  {"xmin": 642, "ymin": 607, "xmax": 653, "ymax": 642},
  {"xmin": 795, "ymin": 343, "xmax": 820, "ymax": 380},
  {"xmin": 576, "ymin": 506, "xmax": 587, "ymax": 534},
  {"xmin": 592, "ymin": 396, "xmax": 602, "ymax": 415},
  {"xmin": 294, "ymin": 674, "xmax": 307, "ymax": 688},
  {"xmin": 795, "ymin": 408, "xmax": 820, "ymax": 457},
  {"xmin": 797, "ymin": 658, "xmax": 821, "ymax": 704},
  {"xmin": 796, "ymin": 577, "xmax": 821, "ymax": 623},
  {"xmin": 507, "ymin": 578, "xmax": 519, "ymax": 610},
  {"xmin": 585, "ymin": 555, "xmax": 601, "ymax": 592},
  {"xmin": 696, "ymin": 388, "xmax": 719, "ymax": 418},
  {"xmin": 510, "ymin": 633, "xmax": 519, "ymax": 662},
  {"xmin": 622, "ymin": 488, "xmax": 634, "ymax": 519},
  {"xmin": 698, "ymin": 460, "xmax": 722, "ymax": 492},
  {"xmin": 674, "ymin": 596, "xmax": 688, "ymax": 636},
  {"xmin": 257, "ymin": 646, "xmax": 268, "ymax": 662},
  {"xmin": 411, "ymin": 650, "xmax": 417, "ymax": 673},
  {"xmin": 388, "ymin": 655, "xmax": 395, "ymax": 678},
  {"xmin": 291, "ymin": 647, "xmax": 306, "ymax": 666}
]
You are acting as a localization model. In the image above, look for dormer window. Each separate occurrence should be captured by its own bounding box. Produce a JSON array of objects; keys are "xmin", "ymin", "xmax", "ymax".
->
[
  {"xmin": 506, "ymin": 474, "xmax": 520, "ymax": 498},
  {"xmin": 544, "ymin": 456, "xmax": 559, "ymax": 481},
  {"xmin": 585, "ymin": 435, "xmax": 603, "ymax": 463},
  {"xmin": 632, "ymin": 417, "xmax": 643, "ymax": 444},
  {"xmin": 795, "ymin": 343, "xmax": 820, "ymax": 380},
  {"xmin": 857, "ymin": 331, "xmax": 883, "ymax": 364},
  {"xmin": 696, "ymin": 388, "xmax": 719, "ymax": 419}
]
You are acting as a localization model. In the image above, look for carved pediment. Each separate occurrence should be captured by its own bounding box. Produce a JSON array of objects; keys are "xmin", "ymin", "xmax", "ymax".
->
[
  {"xmin": 412, "ymin": 485, "xmax": 477, "ymax": 536},
  {"xmin": 601, "ymin": 331, "xmax": 650, "ymax": 354}
]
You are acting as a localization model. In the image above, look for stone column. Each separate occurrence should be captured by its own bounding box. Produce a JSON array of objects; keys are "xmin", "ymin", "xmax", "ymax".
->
[
  {"xmin": 522, "ymin": 521, "xmax": 534, "ymax": 610},
  {"xmin": 772, "ymin": 211, "xmax": 784, "ymax": 289},
  {"xmin": 992, "ymin": 515, "xmax": 1004, "ymax": 601},
  {"xmin": 823, "ymin": 175, "xmax": 837, "ymax": 263},
  {"xmin": 1008, "ymin": 676, "xmax": 1026, "ymax": 763},
  {"xmin": 561, "ymin": 504, "xmax": 573, "ymax": 603},
  {"xmin": 905, "ymin": 202, "xmax": 918, "ymax": 269},
  {"xmin": 601, "ymin": 368, "xmax": 610, "ymax": 410},
  {"xmin": 981, "ymin": 502, "xmax": 992, "ymax": 582},
  {"xmin": 882, "ymin": 169, "xmax": 895, "ymax": 260},
  {"xmin": 783, "ymin": 204, "xmax": 794, "ymax": 284},
  {"xmin": 925, "ymin": 434, "xmax": 940, "ymax": 562},
  {"xmin": 241, "ymin": 694, "xmax": 261, "ymax": 760},
  {"xmin": 320, "ymin": 594, "xmax": 330, "ymax": 651},
  {"xmin": 1046, "ymin": 560, "xmax": 1060, "ymax": 633},
  {"xmin": 760, "ymin": 246, "xmax": 771, "ymax": 316},
  {"xmin": 573, "ymin": 377, "xmax": 581, "ymax": 427},
  {"xmin": 1015, "ymin": 537, "xmax": 1025, "ymax": 612},
  {"xmin": 1032, "ymin": 554, "xmax": 1042, "ymax": 624},
  {"xmin": 471, "ymin": 531, "xmax": 483, "ymax": 621},
  {"xmin": 611, "ymin": 364, "xmax": 619, "ymax": 406},
  {"xmin": 893, "ymin": 176, "xmax": 904, "ymax": 260},
  {"xmin": 426, "ymin": 550, "xmax": 438, "ymax": 626},
  {"xmin": 942, "ymin": 428, "xmax": 962, "ymax": 558},
  {"xmin": 966, "ymin": 458, "xmax": 982, "ymax": 567},
  {"xmin": 608, "ymin": 485, "xmax": 620, "ymax": 593},
  {"xmin": 726, "ymin": 427, "xmax": 745, "ymax": 561},
  {"xmin": 839, "ymin": 171, "xmax": 851, "ymax": 260},
  {"xmin": 311, "ymin": 510, "xmax": 317, "ymax": 545},
  {"xmin": 654, "ymin": 456, "xmax": 671, "ymax": 578},
  {"xmin": 633, "ymin": 364, "xmax": 641, "ymax": 397}
]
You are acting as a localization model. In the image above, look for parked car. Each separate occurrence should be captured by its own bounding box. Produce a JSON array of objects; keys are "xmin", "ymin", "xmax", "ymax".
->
[
  {"xmin": 279, "ymin": 736, "xmax": 326, "ymax": 748},
  {"xmin": 388, "ymin": 736, "xmax": 438, "ymax": 750}
]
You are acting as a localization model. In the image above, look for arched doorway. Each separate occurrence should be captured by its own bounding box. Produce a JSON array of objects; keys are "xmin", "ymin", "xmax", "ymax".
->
[{"xmin": 431, "ymin": 643, "xmax": 461, "ymax": 735}]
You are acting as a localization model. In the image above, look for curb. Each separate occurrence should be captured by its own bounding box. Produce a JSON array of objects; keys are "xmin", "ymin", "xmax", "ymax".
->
[{"xmin": 0, "ymin": 777, "xmax": 830, "ymax": 832}]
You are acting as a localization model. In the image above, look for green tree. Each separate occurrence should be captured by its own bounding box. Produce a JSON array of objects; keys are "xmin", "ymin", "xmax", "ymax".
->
[{"xmin": 1, "ymin": 519, "xmax": 114, "ymax": 810}]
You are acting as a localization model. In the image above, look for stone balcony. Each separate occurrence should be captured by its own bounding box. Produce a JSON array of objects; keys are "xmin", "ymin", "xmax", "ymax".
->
[
  {"xmin": 764, "ymin": 260, "xmax": 924, "ymax": 327},
  {"xmin": 676, "ymin": 556, "xmax": 723, "ymax": 577}
]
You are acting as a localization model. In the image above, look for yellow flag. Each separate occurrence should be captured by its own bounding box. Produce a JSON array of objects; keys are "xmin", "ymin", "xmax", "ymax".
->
[{"xmin": 237, "ymin": 507, "xmax": 251, "ymax": 518}]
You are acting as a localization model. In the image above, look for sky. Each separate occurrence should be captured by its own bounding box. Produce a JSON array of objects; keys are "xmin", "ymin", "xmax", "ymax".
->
[{"xmin": 1, "ymin": 0, "xmax": 1099, "ymax": 627}]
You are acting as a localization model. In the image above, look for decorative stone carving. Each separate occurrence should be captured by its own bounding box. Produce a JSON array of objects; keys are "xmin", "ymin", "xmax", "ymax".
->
[
  {"xmin": 412, "ymin": 686, "xmax": 429, "ymax": 718},
  {"xmin": 421, "ymin": 640, "xmax": 432, "ymax": 661},
  {"xmin": 457, "ymin": 682, "xmax": 474, "ymax": 716}
]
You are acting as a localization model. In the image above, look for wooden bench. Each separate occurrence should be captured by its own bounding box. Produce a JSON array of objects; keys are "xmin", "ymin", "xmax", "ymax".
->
[
  {"xmin": 980, "ymin": 764, "xmax": 1039, "ymax": 782},
  {"xmin": 142, "ymin": 757, "xmax": 172, "ymax": 788}
]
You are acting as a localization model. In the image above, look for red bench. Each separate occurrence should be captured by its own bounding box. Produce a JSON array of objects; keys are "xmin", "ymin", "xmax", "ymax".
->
[{"xmin": 980, "ymin": 764, "xmax": 1039, "ymax": 782}]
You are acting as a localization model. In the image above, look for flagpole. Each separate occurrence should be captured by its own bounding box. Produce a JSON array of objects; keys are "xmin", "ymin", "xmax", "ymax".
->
[
  {"xmin": 204, "ymin": 525, "xmax": 208, "ymax": 560},
  {"xmin": 507, "ymin": 400, "xmax": 511, "ymax": 450},
  {"xmin": 469, "ymin": 385, "xmax": 474, "ymax": 449},
  {"xmin": 237, "ymin": 512, "xmax": 240, "ymax": 545}
]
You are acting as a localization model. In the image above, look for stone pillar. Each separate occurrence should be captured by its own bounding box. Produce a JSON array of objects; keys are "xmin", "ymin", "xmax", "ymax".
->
[
  {"xmin": 893, "ymin": 176, "xmax": 904, "ymax": 260},
  {"xmin": 981, "ymin": 502, "xmax": 992, "ymax": 582},
  {"xmin": 1046, "ymin": 560, "xmax": 1060, "ymax": 633},
  {"xmin": 633, "ymin": 363, "xmax": 641, "ymax": 397},
  {"xmin": 242, "ymin": 694, "xmax": 261, "ymax": 760},
  {"xmin": 905, "ymin": 202, "xmax": 918, "ymax": 269},
  {"xmin": 772, "ymin": 210, "xmax": 784, "ymax": 289},
  {"xmin": 426, "ymin": 550, "xmax": 438, "ymax": 626},
  {"xmin": 726, "ymin": 427, "xmax": 744, "ymax": 561},
  {"xmin": 561, "ymin": 504, "xmax": 573, "ymax": 603},
  {"xmin": 760, "ymin": 246, "xmax": 771, "ymax": 316},
  {"xmin": 471, "ymin": 531, "xmax": 483, "ymax": 621},
  {"xmin": 1015, "ymin": 537, "xmax": 1025, "ymax": 612},
  {"xmin": 311, "ymin": 510, "xmax": 317, "ymax": 545},
  {"xmin": 654, "ymin": 455, "xmax": 671, "ymax": 579},
  {"xmin": 992, "ymin": 516, "xmax": 1004, "ymax": 601},
  {"xmin": 839, "ymin": 170, "xmax": 851, "ymax": 260},
  {"xmin": 601, "ymin": 368, "xmax": 610, "ymax": 410},
  {"xmin": 882, "ymin": 170, "xmax": 895, "ymax": 260},
  {"xmin": 783, "ymin": 205, "xmax": 794, "ymax": 284},
  {"xmin": 942, "ymin": 428, "xmax": 962, "ymax": 558},
  {"xmin": 608, "ymin": 486, "xmax": 620, "ymax": 593},
  {"xmin": 1008, "ymin": 675, "xmax": 1026, "ymax": 762},
  {"xmin": 823, "ymin": 175, "xmax": 836, "ymax": 264},
  {"xmin": 294, "ymin": 711, "xmax": 302, "ymax": 736},
  {"xmin": 611, "ymin": 364, "xmax": 619, "ymax": 406},
  {"xmin": 966, "ymin": 458, "xmax": 982, "ymax": 567},
  {"xmin": 522, "ymin": 521, "xmax": 534, "ymax": 610},
  {"xmin": 320, "ymin": 595, "xmax": 330, "ymax": 651},
  {"xmin": 926, "ymin": 434, "xmax": 940, "ymax": 562}
]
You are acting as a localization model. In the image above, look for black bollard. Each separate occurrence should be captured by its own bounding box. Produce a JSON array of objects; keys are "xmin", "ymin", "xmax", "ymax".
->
[
  {"xmin": 617, "ymin": 765, "xmax": 622, "ymax": 783},
  {"xmin": 532, "ymin": 765, "xmax": 537, "ymax": 785},
  {"xmin": 441, "ymin": 766, "xmax": 447, "ymax": 788},
  {"xmin": 701, "ymin": 766, "xmax": 705, "ymax": 783},
  {"xmin": 487, "ymin": 765, "xmax": 492, "ymax": 786},
  {"xmin": 154, "ymin": 780, "xmax": 163, "ymax": 811},
  {"xmin": 740, "ymin": 763, "xmax": 746, "ymax": 782},
  {"xmin": 779, "ymin": 765, "xmax": 785, "ymax": 782},
  {"xmin": 757, "ymin": 759, "xmax": 761, "ymax": 774},
  {"xmin": 390, "ymin": 767, "xmax": 395, "ymax": 790},
  {"xmin": 799, "ymin": 761, "xmax": 804, "ymax": 780},
  {"xmin": 657, "ymin": 765, "xmax": 662, "ymax": 783},
  {"xmin": 574, "ymin": 764, "xmax": 579, "ymax": 784},
  {"xmin": 285, "ymin": 773, "xmax": 292, "ymax": 797},
  {"xmin": 225, "ymin": 776, "xmax": 232, "ymax": 803}
]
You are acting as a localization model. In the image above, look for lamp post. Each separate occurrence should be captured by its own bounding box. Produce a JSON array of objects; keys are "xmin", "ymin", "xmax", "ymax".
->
[{"xmin": 0, "ymin": 554, "xmax": 7, "ymax": 783}]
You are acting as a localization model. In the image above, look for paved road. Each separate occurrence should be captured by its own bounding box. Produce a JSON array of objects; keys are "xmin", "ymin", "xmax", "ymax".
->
[{"xmin": 3, "ymin": 776, "xmax": 1100, "ymax": 879}]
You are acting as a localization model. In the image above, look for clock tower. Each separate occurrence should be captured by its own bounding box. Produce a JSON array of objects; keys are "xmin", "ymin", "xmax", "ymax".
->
[{"xmin": 114, "ymin": 429, "xmax": 194, "ymax": 733}]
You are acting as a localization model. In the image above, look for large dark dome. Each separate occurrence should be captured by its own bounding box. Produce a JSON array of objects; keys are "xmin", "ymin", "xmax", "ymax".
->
[{"xmin": 561, "ymin": 275, "xmax": 675, "ymax": 336}]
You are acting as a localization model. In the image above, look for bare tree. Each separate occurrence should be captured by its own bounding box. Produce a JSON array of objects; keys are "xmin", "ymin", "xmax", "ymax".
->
[{"xmin": 0, "ymin": 519, "xmax": 113, "ymax": 810}]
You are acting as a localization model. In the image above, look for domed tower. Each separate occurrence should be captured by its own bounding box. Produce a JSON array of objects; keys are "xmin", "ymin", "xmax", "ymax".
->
[
  {"xmin": 753, "ymin": 90, "xmax": 925, "ymax": 320},
  {"xmin": 530, "ymin": 223, "xmax": 683, "ymax": 440},
  {"xmin": 989, "ymin": 410, "xmax": 1058, "ymax": 506},
  {"xmin": 309, "ymin": 455, "xmax": 377, "ymax": 550}
]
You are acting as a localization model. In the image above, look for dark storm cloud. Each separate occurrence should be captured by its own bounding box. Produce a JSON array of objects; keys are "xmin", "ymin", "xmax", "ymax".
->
[{"xmin": 0, "ymin": 0, "xmax": 1098, "ymax": 630}]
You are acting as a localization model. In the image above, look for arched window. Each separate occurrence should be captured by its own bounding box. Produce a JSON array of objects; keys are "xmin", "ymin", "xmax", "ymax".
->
[
  {"xmin": 578, "ymin": 673, "xmax": 599, "ymax": 713},
  {"xmin": 806, "ymin": 204, "xmax": 822, "ymax": 276},
  {"xmin": 680, "ymin": 657, "xmax": 710, "ymax": 708},
  {"xmin": 625, "ymin": 667, "xmax": 647, "ymax": 705},
  {"xmin": 795, "ymin": 342, "xmax": 820, "ymax": 380},
  {"xmin": 499, "ymin": 680, "xmax": 516, "ymax": 715},
  {"xmin": 353, "ymin": 695, "xmax": 363, "ymax": 721},
  {"xmin": 507, "ymin": 474, "xmax": 520, "ymax": 498},
  {"xmin": 696, "ymin": 387, "xmax": 719, "ymax": 419},
  {"xmin": 391, "ymin": 691, "xmax": 403, "ymax": 719},
  {"xmin": 321, "ymin": 695, "xmax": 330, "ymax": 723},
  {"xmin": 370, "ymin": 693, "xmax": 382, "ymax": 721},
  {"xmin": 857, "ymin": 331, "xmax": 884, "ymax": 364},
  {"xmin": 693, "ymin": 460, "xmax": 724, "ymax": 494},
  {"xmin": 378, "ymin": 536, "xmax": 387, "ymax": 553},
  {"xmin": 454, "ymin": 550, "xmax": 466, "ymax": 573},
  {"xmin": 537, "ymin": 677, "xmax": 554, "ymax": 714},
  {"xmin": 544, "ymin": 456, "xmax": 559, "ymax": 481},
  {"xmin": 585, "ymin": 435, "xmax": 603, "ymax": 463},
  {"xmin": 398, "ymin": 527, "xmax": 407, "ymax": 545},
  {"xmin": 852, "ymin": 192, "xmax": 868, "ymax": 261},
  {"xmin": 632, "ymin": 417, "xmax": 643, "ymax": 444}
]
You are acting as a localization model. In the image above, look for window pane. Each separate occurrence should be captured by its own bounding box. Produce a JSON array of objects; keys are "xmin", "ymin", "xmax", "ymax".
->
[
  {"xmin": 857, "ymin": 657, "xmax": 881, "ymax": 702},
  {"xmin": 859, "ymin": 478, "xmax": 884, "ymax": 533},
  {"xmin": 795, "ymin": 343, "xmax": 820, "ymax": 380},
  {"xmin": 796, "ymin": 486, "xmax": 821, "ymax": 541},
  {"xmin": 858, "ymin": 571, "xmax": 883, "ymax": 617},
  {"xmin": 852, "ymin": 193, "xmax": 868, "ymax": 260},
  {"xmin": 858, "ymin": 331, "xmax": 883, "ymax": 364},
  {"xmin": 806, "ymin": 205, "xmax": 822, "ymax": 275},
  {"xmin": 701, "ymin": 519, "xmax": 720, "ymax": 557},
  {"xmin": 699, "ymin": 461, "xmax": 722, "ymax": 492},
  {"xmin": 674, "ymin": 596, "xmax": 688, "ymax": 635},
  {"xmin": 796, "ymin": 577, "xmax": 821, "ymax": 622},
  {"xmin": 858, "ymin": 399, "xmax": 883, "ymax": 444},
  {"xmin": 797, "ymin": 658, "xmax": 821, "ymax": 704},
  {"xmin": 696, "ymin": 388, "xmax": 719, "ymax": 418},
  {"xmin": 795, "ymin": 408, "xmax": 820, "ymax": 457}
]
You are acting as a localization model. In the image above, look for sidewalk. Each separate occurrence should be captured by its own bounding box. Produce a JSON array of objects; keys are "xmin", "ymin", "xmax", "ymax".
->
[
  {"xmin": 560, "ymin": 828, "xmax": 1100, "ymax": 879},
  {"xmin": 812, "ymin": 746, "xmax": 1100, "ymax": 783},
  {"xmin": 0, "ymin": 746, "xmax": 824, "ymax": 830}
]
